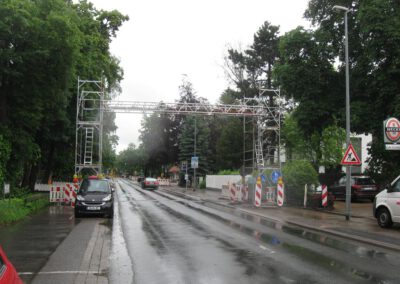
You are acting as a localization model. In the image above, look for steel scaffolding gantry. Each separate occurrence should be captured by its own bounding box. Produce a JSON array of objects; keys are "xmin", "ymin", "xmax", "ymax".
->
[
  {"xmin": 75, "ymin": 78, "xmax": 104, "ymax": 175},
  {"xmin": 75, "ymin": 79, "xmax": 283, "ymax": 175}
]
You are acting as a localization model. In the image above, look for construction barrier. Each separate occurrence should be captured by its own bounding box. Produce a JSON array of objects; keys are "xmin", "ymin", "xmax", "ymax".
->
[
  {"xmin": 321, "ymin": 185, "xmax": 328, "ymax": 207},
  {"xmin": 229, "ymin": 182, "xmax": 237, "ymax": 203},
  {"xmin": 241, "ymin": 185, "xmax": 248, "ymax": 202},
  {"xmin": 157, "ymin": 178, "xmax": 171, "ymax": 186},
  {"xmin": 50, "ymin": 186, "xmax": 63, "ymax": 202},
  {"xmin": 255, "ymin": 176, "xmax": 262, "ymax": 207},
  {"xmin": 277, "ymin": 181, "xmax": 284, "ymax": 207},
  {"xmin": 49, "ymin": 183, "xmax": 80, "ymax": 205},
  {"xmin": 265, "ymin": 187, "xmax": 275, "ymax": 203}
]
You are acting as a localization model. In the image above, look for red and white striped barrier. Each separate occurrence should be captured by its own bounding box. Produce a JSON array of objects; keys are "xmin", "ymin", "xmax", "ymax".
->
[
  {"xmin": 50, "ymin": 186, "xmax": 63, "ymax": 202},
  {"xmin": 229, "ymin": 182, "xmax": 238, "ymax": 203},
  {"xmin": 157, "ymin": 178, "xmax": 171, "ymax": 186},
  {"xmin": 277, "ymin": 181, "xmax": 284, "ymax": 207},
  {"xmin": 49, "ymin": 183, "xmax": 79, "ymax": 205},
  {"xmin": 254, "ymin": 176, "xmax": 262, "ymax": 207},
  {"xmin": 321, "ymin": 185, "xmax": 328, "ymax": 207}
]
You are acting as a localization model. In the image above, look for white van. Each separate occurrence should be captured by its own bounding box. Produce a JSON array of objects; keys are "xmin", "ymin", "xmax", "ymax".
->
[{"xmin": 373, "ymin": 175, "xmax": 400, "ymax": 228}]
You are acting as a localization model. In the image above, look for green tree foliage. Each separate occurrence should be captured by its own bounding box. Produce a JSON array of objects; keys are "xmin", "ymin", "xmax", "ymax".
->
[
  {"xmin": 139, "ymin": 108, "xmax": 179, "ymax": 176},
  {"xmin": 0, "ymin": 0, "xmax": 127, "ymax": 189},
  {"xmin": 301, "ymin": 0, "xmax": 400, "ymax": 184},
  {"xmin": 282, "ymin": 160, "xmax": 318, "ymax": 202},
  {"xmin": 116, "ymin": 143, "xmax": 146, "ymax": 176}
]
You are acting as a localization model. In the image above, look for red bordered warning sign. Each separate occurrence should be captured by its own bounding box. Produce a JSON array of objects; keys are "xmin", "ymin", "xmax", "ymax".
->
[{"xmin": 341, "ymin": 144, "xmax": 361, "ymax": 165}]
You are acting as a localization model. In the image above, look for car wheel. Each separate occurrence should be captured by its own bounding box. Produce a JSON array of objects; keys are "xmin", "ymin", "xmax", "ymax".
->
[
  {"xmin": 74, "ymin": 210, "xmax": 81, "ymax": 218},
  {"xmin": 377, "ymin": 208, "xmax": 393, "ymax": 228}
]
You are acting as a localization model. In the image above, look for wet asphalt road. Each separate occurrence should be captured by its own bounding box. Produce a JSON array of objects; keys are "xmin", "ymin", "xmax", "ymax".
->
[
  {"xmin": 2, "ymin": 180, "xmax": 400, "ymax": 283},
  {"xmin": 112, "ymin": 180, "xmax": 400, "ymax": 284}
]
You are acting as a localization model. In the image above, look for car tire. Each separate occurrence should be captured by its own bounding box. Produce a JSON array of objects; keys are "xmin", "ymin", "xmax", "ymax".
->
[
  {"xmin": 74, "ymin": 210, "xmax": 81, "ymax": 218},
  {"xmin": 377, "ymin": 208, "xmax": 393, "ymax": 228},
  {"xmin": 107, "ymin": 206, "xmax": 114, "ymax": 219}
]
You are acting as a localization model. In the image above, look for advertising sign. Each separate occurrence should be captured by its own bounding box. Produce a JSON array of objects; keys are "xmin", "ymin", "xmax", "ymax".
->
[{"xmin": 384, "ymin": 117, "xmax": 400, "ymax": 150}]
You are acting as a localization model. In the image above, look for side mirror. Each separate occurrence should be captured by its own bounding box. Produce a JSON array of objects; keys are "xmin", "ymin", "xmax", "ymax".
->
[{"xmin": 386, "ymin": 184, "xmax": 392, "ymax": 193}]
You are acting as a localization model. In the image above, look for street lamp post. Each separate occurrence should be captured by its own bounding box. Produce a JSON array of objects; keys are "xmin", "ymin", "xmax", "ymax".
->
[{"xmin": 333, "ymin": 5, "xmax": 351, "ymax": 220}]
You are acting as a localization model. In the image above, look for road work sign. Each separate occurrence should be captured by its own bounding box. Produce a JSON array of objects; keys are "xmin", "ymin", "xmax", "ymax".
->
[{"xmin": 341, "ymin": 144, "xmax": 361, "ymax": 166}]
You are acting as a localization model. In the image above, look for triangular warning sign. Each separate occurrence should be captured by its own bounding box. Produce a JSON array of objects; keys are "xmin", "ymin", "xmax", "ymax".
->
[{"xmin": 341, "ymin": 144, "xmax": 361, "ymax": 165}]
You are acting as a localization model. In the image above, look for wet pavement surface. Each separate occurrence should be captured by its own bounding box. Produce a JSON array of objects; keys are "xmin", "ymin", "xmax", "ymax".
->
[
  {"xmin": 0, "ymin": 206, "xmax": 77, "ymax": 283},
  {"xmin": 2, "ymin": 179, "xmax": 400, "ymax": 283},
  {"xmin": 113, "ymin": 179, "xmax": 400, "ymax": 284}
]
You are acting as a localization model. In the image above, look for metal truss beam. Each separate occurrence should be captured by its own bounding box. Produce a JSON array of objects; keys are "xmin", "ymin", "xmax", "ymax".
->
[{"xmin": 102, "ymin": 100, "xmax": 267, "ymax": 117}]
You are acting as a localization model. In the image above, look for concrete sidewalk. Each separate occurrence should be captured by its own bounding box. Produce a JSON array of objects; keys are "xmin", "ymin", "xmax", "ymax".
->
[{"xmin": 161, "ymin": 186, "xmax": 400, "ymax": 252}]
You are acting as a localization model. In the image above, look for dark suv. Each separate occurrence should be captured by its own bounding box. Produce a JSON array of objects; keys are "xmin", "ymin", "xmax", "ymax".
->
[
  {"xmin": 74, "ymin": 178, "xmax": 114, "ymax": 218},
  {"xmin": 329, "ymin": 175, "xmax": 378, "ymax": 201}
]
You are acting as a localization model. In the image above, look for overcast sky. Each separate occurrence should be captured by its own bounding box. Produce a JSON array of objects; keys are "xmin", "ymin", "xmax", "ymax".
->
[{"xmin": 88, "ymin": 0, "xmax": 310, "ymax": 152}]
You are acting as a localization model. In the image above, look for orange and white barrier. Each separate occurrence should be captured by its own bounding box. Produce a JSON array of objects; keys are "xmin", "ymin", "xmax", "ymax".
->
[
  {"xmin": 255, "ymin": 176, "xmax": 262, "ymax": 207},
  {"xmin": 321, "ymin": 185, "xmax": 328, "ymax": 207},
  {"xmin": 277, "ymin": 180, "xmax": 284, "ymax": 207}
]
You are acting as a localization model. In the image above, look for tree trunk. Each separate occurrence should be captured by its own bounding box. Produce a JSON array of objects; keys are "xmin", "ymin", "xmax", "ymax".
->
[
  {"xmin": 29, "ymin": 162, "xmax": 40, "ymax": 192},
  {"xmin": 21, "ymin": 164, "xmax": 31, "ymax": 188},
  {"xmin": 42, "ymin": 143, "xmax": 55, "ymax": 183}
]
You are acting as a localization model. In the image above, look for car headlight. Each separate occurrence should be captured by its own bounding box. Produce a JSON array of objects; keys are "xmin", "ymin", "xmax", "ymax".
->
[
  {"xmin": 77, "ymin": 195, "xmax": 85, "ymax": 201},
  {"xmin": 102, "ymin": 194, "xmax": 112, "ymax": 202}
]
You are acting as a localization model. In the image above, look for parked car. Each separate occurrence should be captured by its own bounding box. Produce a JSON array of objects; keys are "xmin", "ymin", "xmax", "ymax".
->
[
  {"xmin": 0, "ymin": 246, "xmax": 23, "ymax": 284},
  {"xmin": 373, "ymin": 175, "xmax": 400, "ymax": 228},
  {"xmin": 329, "ymin": 175, "xmax": 378, "ymax": 201},
  {"xmin": 141, "ymin": 177, "xmax": 159, "ymax": 190},
  {"xmin": 75, "ymin": 177, "xmax": 114, "ymax": 218},
  {"xmin": 137, "ymin": 176, "xmax": 145, "ymax": 183}
]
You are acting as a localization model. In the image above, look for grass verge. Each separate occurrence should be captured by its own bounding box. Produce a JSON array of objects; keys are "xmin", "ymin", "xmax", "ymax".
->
[{"xmin": 0, "ymin": 193, "xmax": 49, "ymax": 225}]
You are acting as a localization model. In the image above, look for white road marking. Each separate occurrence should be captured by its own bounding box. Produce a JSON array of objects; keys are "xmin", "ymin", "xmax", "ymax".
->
[{"xmin": 259, "ymin": 245, "xmax": 275, "ymax": 254}]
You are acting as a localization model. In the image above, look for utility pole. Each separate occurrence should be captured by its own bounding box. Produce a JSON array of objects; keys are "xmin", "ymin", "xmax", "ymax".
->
[
  {"xmin": 193, "ymin": 116, "xmax": 197, "ymax": 190},
  {"xmin": 333, "ymin": 5, "xmax": 352, "ymax": 220}
]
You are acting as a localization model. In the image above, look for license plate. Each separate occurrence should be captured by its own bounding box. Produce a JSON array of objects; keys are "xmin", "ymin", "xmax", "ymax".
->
[
  {"xmin": 87, "ymin": 206, "xmax": 101, "ymax": 210},
  {"xmin": 362, "ymin": 187, "xmax": 373, "ymax": 191}
]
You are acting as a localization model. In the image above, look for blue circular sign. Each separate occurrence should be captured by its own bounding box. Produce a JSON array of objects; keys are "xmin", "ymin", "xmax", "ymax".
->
[{"xmin": 271, "ymin": 171, "xmax": 281, "ymax": 184}]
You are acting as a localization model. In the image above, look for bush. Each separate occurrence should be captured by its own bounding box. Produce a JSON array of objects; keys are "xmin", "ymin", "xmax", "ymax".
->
[
  {"xmin": 217, "ymin": 169, "xmax": 240, "ymax": 175},
  {"xmin": 0, "ymin": 194, "xmax": 49, "ymax": 225},
  {"xmin": 282, "ymin": 160, "xmax": 318, "ymax": 205},
  {"xmin": 199, "ymin": 179, "xmax": 206, "ymax": 189}
]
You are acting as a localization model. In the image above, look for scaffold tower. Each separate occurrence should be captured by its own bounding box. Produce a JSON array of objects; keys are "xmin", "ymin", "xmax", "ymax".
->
[{"xmin": 75, "ymin": 78, "xmax": 104, "ymax": 175}]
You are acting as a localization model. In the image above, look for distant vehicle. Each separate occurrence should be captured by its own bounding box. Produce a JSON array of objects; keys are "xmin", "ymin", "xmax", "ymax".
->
[
  {"xmin": 75, "ymin": 177, "xmax": 114, "ymax": 218},
  {"xmin": 141, "ymin": 177, "xmax": 159, "ymax": 190},
  {"xmin": 0, "ymin": 246, "xmax": 23, "ymax": 284},
  {"xmin": 373, "ymin": 175, "xmax": 400, "ymax": 228},
  {"xmin": 329, "ymin": 176, "xmax": 378, "ymax": 201},
  {"xmin": 137, "ymin": 176, "xmax": 145, "ymax": 183}
]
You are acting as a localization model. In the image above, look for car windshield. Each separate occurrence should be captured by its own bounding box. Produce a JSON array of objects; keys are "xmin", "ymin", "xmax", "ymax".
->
[
  {"xmin": 80, "ymin": 179, "xmax": 110, "ymax": 193},
  {"xmin": 354, "ymin": 178, "xmax": 374, "ymax": 185}
]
